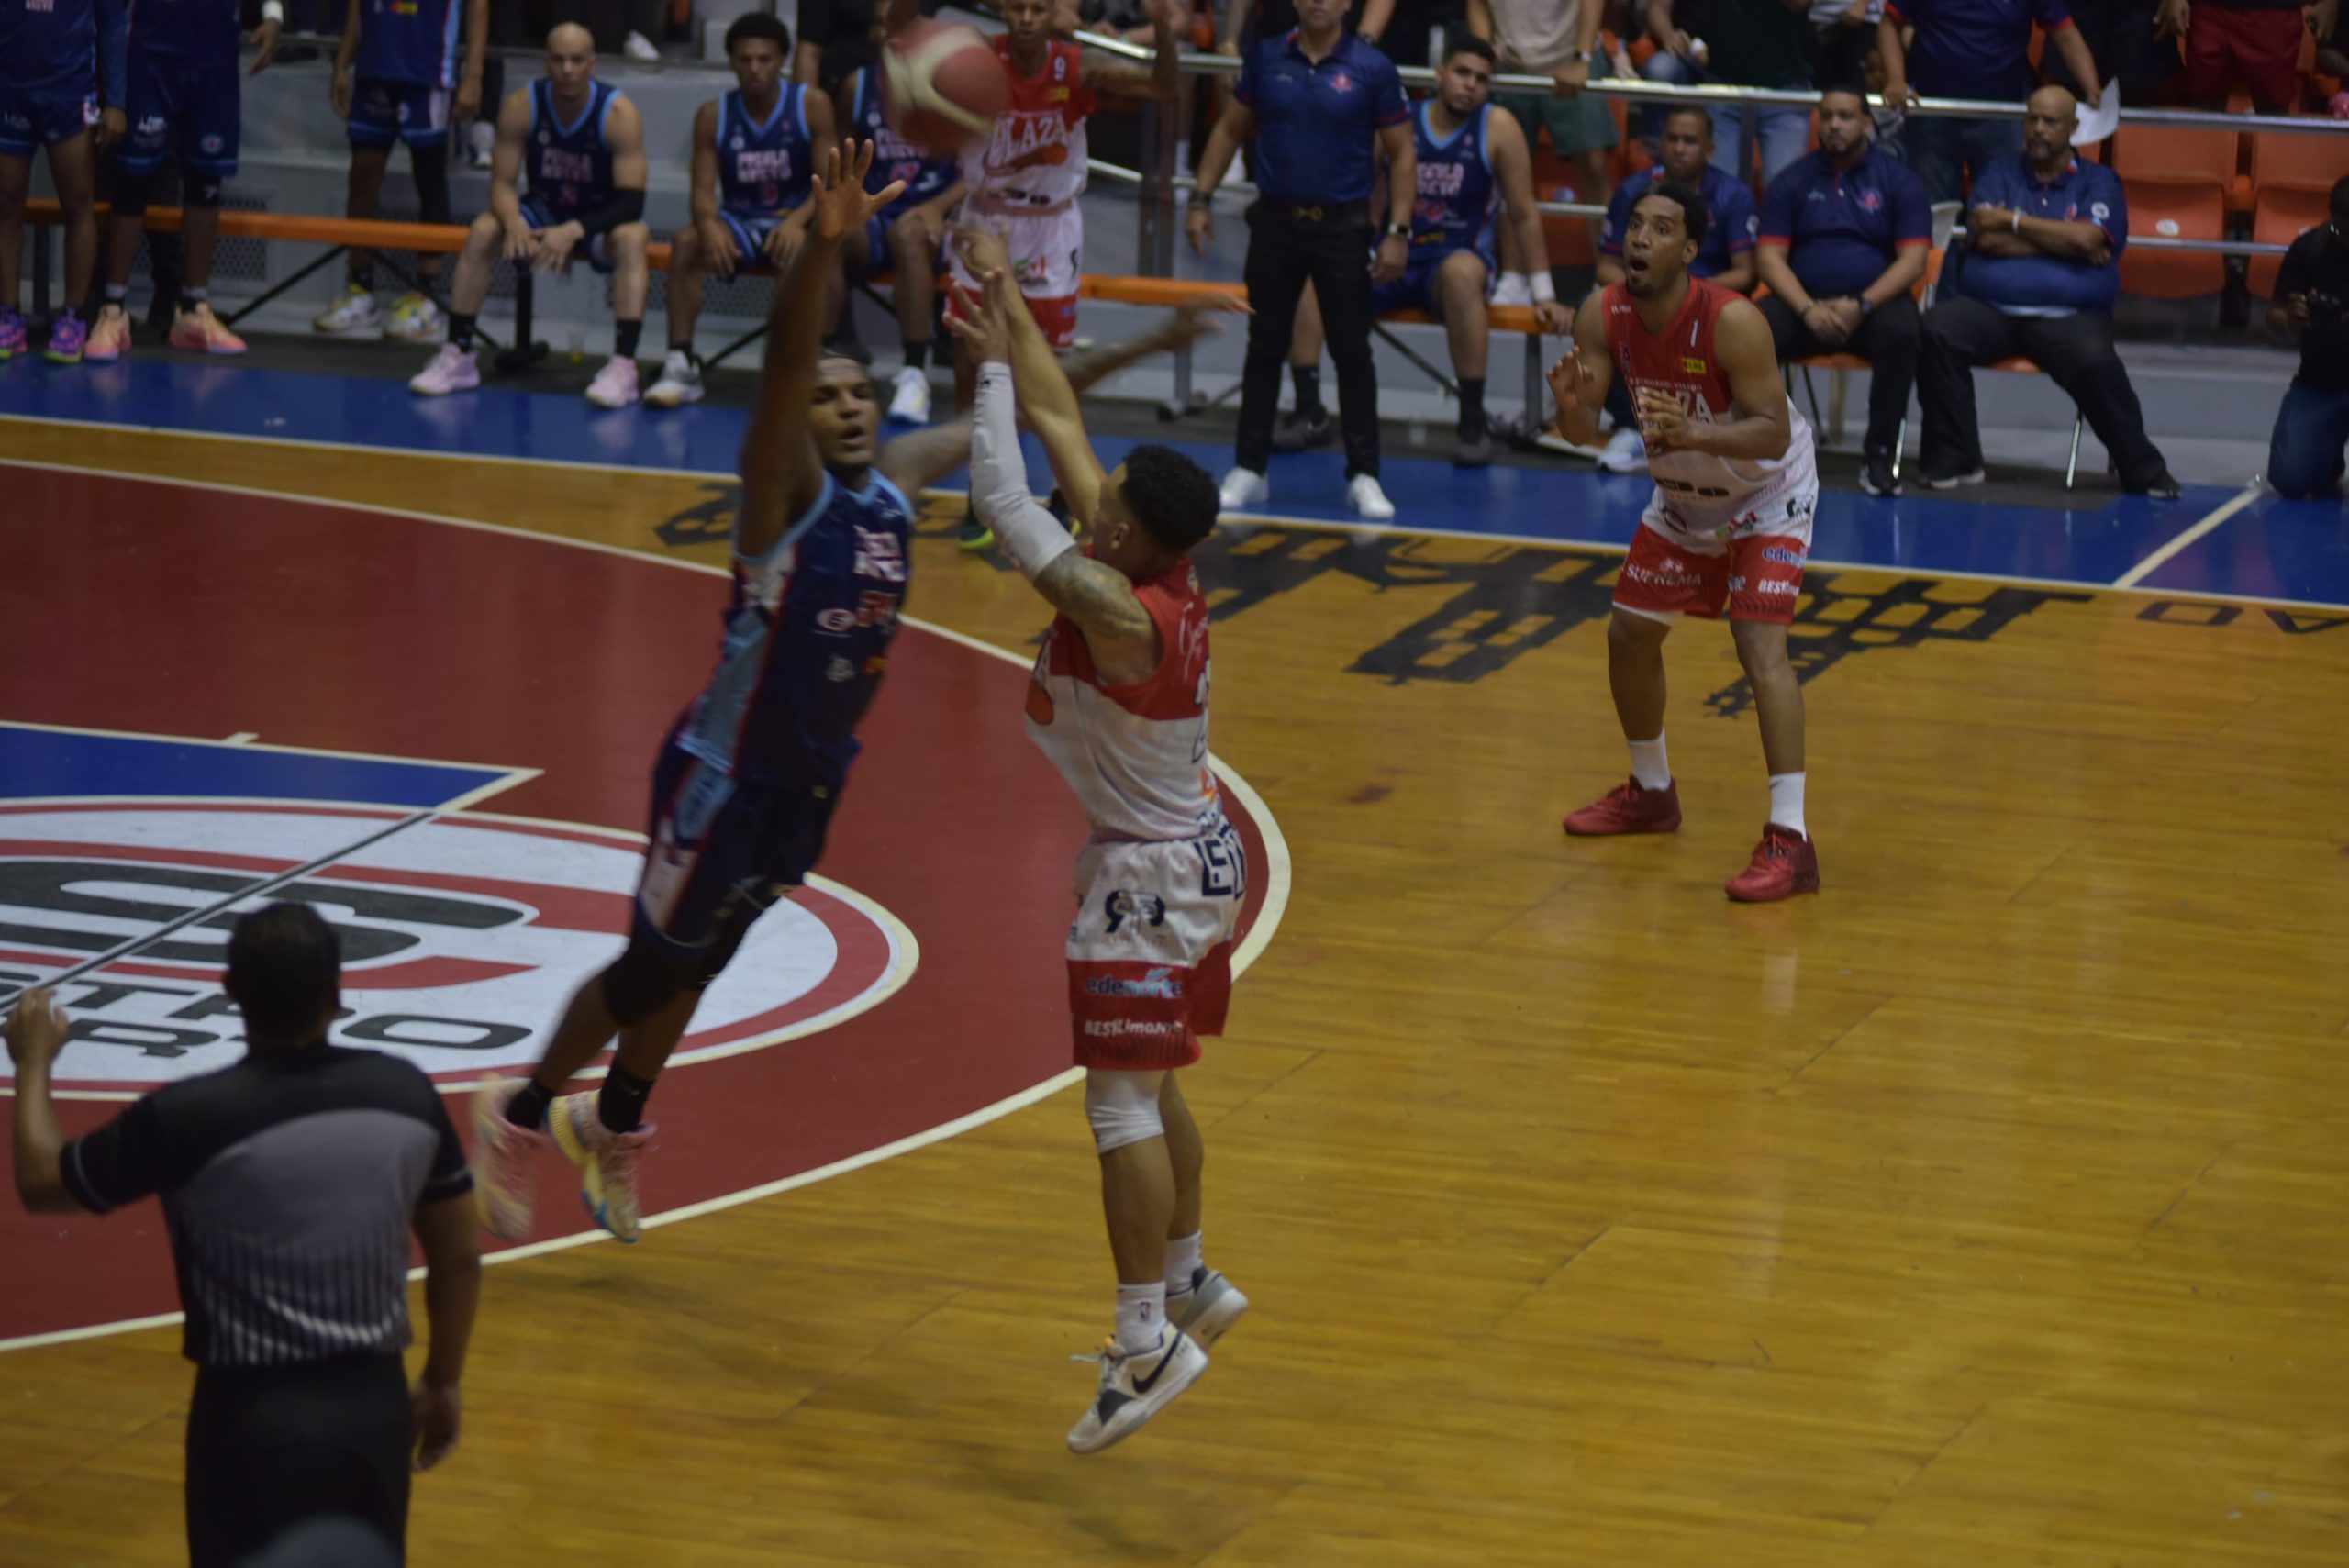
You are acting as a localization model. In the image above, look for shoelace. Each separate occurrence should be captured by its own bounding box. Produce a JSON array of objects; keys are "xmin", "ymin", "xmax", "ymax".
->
[{"xmin": 1070, "ymin": 1336, "xmax": 1125, "ymax": 1367}]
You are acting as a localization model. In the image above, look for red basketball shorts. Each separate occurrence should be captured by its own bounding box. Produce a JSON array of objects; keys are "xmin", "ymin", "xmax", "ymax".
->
[
  {"xmin": 2186, "ymin": 6, "xmax": 2303, "ymax": 108},
  {"xmin": 1066, "ymin": 821, "xmax": 1246, "ymax": 1071},
  {"xmin": 1613, "ymin": 525, "xmax": 1811, "ymax": 624}
]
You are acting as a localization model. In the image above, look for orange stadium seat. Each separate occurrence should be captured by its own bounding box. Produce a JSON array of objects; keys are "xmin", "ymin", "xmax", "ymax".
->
[
  {"xmin": 2109, "ymin": 126, "xmax": 2235, "ymax": 299},
  {"xmin": 2246, "ymin": 130, "xmax": 2340, "ymax": 297}
]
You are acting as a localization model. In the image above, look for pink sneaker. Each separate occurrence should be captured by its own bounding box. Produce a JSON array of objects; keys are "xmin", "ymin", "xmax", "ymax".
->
[
  {"xmin": 547, "ymin": 1092, "xmax": 654, "ymax": 1242},
  {"xmin": 83, "ymin": 306, "xmax": 131, "ymax": 361},
  {"xmin": 45, "ymin": 311, "xmax": 89, "ymax": 364},
  {"xmin": 469, "ymin": 1077, "xmax": 551, "ymax": 1240},
  {"xmin": 409, "ymin": 342, "xmax": 481, "ymax": 396},
  {"xmin": 168, "ymin": 302, "xmax": 246, "ymax": 355},
  {"xmin": 0, "ymin": 308, "xmax": 25, "ymax": 360},
  {"xmin": 584, "ymin": 354, "xmax": 639, "ymax": 408}
]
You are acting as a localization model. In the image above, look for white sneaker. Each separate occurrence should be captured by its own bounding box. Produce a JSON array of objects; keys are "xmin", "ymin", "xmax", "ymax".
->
[
  {"xmin": 1066, "ymin": 1324, "xmax": 1208, "ymax": 1455},
  {"xmin": 466, "ymin": 120, "xmax": 494, "ymax": 170},
  {"xmin": 622, "ymin": 28, "xmax": 660, "ymax": 60},
  {"xmin": 1168, "ymin": 1269, "xmax": 1249, "ymax": 1348},
  {"xmin": 886, "ymin": 364, "xmax": 931, "ymax": 423},
  {"xmin": 408, "ymin": 342, "xmax": 480, "ymax": 395},
  {"xmin": 1346, "ymin": 474, "xmax": 1396, "ymax": 521},
  {"xmin": 644, "ymin": 350, "xmax": 704, "ymax": 408},
  {"xmin": 584, "ymin": 354, "xmax": 640, "ymax": 408},
  {"xmin": 1599, "ymin": 427, "xmax": 1649, "ymax": 473},
  {"xmin": 383, "ymin": 292, "xmax": 442, "ymax": 342},
  {"xmin": 1489, "ymin": 272, "xmax": 1534, "ymax": 307},
  {"xmin": 313, "ymin": 283, "xmax": 380, "ymax": 334},
  {"xmin": 1218, "ymin": 466, "xmax": 1268, "ymax": 511}
]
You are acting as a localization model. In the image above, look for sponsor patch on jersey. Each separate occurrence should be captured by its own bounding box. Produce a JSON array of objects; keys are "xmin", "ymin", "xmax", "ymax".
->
[{"xmin": 1682, "ymin": 357, "xmax": 1708, "ymax": 374}]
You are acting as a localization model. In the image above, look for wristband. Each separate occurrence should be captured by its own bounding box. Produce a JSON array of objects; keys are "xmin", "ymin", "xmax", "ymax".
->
[
  {"xmin": 1530, "ymin": 272, "xmax": 1557, "ymax": 305},
  {"xmin": 261, "ymin": 1, "xmax": 284, "ymax": 21}
]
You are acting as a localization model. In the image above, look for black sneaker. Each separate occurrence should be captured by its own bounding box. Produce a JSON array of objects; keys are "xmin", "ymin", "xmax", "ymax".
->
[
  {"xmin": 1269, "ymin": 406, "xmax": 1334, "ymax": 453},
  {"xmin": 2131, "ymin": 470, "xmax": 2183, "ymax": 500},
  {"xmin": 1453, "ymin": 420, "xmax": 1493, "ymax": 468},
  {"xmin": 958, "ymin": 507, "xmax": 994, "ymax": 551},
  {"xmin": 1860, "ymin": 450, "xmax": 1901, "ymax": 497},
  {"xmin": 1922, "ymin": 465, "xmax": 1986, "ymax": 491}
]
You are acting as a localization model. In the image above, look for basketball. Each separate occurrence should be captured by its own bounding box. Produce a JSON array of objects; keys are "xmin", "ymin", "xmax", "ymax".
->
[{"xmin": 881, "ymin": 21, "xmax": 1010, "ymax": 155}]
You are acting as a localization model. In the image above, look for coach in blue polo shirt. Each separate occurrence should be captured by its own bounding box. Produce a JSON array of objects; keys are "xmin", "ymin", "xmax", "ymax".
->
[
  {"xmin": 1880, "ymin": 0, "xmax": 2103, "ymax": 202},
  {"xmin": 1918, "ymin": 86, "xmax": 2177, "ymax": 496},
  {"xmin": 1755, "ymin": 87, "xmax": 1932, "ymax": 496},
  {"xmin": 1191, "ymin": 0, "xmax": 1416, "ymax": 521}
]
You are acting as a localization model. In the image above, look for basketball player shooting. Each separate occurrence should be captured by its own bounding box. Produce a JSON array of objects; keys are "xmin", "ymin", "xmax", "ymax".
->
[
  {"xmin": 947, "ymin": 255, "xmax": 1248, "ymax": 1454},
  {"xmin": 468, "ymin": 143, "xmax": 1259, "ymax": 1248},
  {"xmin": 1548, "ymin": 183, "xmax": 1824, "ymax": 903}
]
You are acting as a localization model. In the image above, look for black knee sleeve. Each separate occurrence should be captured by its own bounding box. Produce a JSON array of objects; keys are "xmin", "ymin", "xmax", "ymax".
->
[
  {"xmin": 110, "ymin": 169, "xmax": 153, "ymax": 218},
  {"xmin": 691, "ymin": 900, "xmax": 767, "ymax": 990},
  {"xmin": 599, "ymin": 940, "xmax": 697, "ymax": 1027},
  {"xmin": 185, "ymin": 174, "xmax": 223, "ymax": 208},
  {"xmin": 409, "ymin": 145, "xmax": 452, "ymax": 226}
]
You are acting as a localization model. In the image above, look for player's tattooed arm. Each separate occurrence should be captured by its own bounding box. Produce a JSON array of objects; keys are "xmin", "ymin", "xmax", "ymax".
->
[
  {"xmin": 1032, "ymin": 552, "xmax": 1162, "ymax": 678},
  {"xmin": 1082, "ymin": 0, "xmax": 1181, "ymax": 102}
]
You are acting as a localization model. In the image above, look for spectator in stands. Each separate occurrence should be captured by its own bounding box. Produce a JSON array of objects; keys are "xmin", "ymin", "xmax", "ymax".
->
[
  {"xmin": 2044, "ymin": 0, "xmax": 2181, "ymax": 103},
  {"xmin": 1476, "ymin": 0, "xmax": 1617, "ymax": 305},
  {"xmin": 1083, "ymin": 0, "xmax": 1201, "ymax": 44},
  {"xmin": 1879, "ymin": 0, "xmax": 2103, "ymax": 204},
  {"xmin": 1592, "ymin": 105, "xmax": 1760, "ymax": 472},
  {"xmin": 1814, "ymin": 0, "xmax": 1883, "ymax": 92},
  {"xmin": 796, "ymin": 0, "xmax": 941, "ymax": 94},
  {"xmin": 1918, "ymin": 85, "xmax": 2179, "ymax": 495},
  {"xmin": 407, "ymin": 23, "xmax": 649, "ymax": 406},
  {"xmin": 84, "ymin": 0, "xmax": 283, "ymax": 361},
  {"xmin": 2159, "ymin": 0, "xmax": 2306, "ymax": 113},
  {"xmin": 1192, "ymin": 0, "xmax": 1415, "ymax": 520},
  {"xmin": 0, "ymin": 0, "xmax": 125, "ymax": 364},
  {"xmin": 2265, "ymin": 176, "xmax": 2349, "ymax": 498},
  {"xmin": 1755, "ymin": 86, "xmax": 1931, "ymax": 495},
  {"xmin": 316, "ymin": 0, "xmax": 489, "ymax": 346},
  {"xmin": 644, "ymin": 15, "xmax": 829, "ymax": 408},
  {"xmin": 1643, "ymin": 0, "xmax": 1817, "ymax": 189},
  {"xmin": 1361, "ymin": 0, "xmax": 1469, "ymax": 66}
]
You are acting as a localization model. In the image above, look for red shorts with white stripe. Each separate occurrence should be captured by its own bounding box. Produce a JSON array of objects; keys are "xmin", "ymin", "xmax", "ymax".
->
[
  {"xmin": 1612, "ymin": 525, "xmax": 1810, "ymax": 625},
  {"xmin": 1066, "ymin": 822, "xmax": 1246, "ymax": 1070}
]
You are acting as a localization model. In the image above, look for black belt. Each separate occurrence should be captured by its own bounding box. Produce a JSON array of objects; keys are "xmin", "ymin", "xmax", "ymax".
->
[{"xmin": 1273, "ymin": 201, "xmax": 1364, "ymax": 226}]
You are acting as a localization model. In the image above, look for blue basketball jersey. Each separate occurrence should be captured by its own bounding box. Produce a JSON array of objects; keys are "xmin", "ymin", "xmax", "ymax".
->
[
  {"xmin": 355, "ymin": 0, "xmax": 461, "ymax": 90},
  {"xmin": 845, "ymin": 67, "xmax": 959, "ymax": 221},
  {"xmin": 675, "ymin": 471, "xmax": 914, "ymax": 781},
  {"xmin": 2, "ymin": 0, "xmax": 123, "ymax": 95},
  {"xmin": 715, "ymin": 85, "xmax": 813, "ymax": 218},
  {"xmin": 125, "ymin": 0, "xmax": 239, "ymax": 67},
  {"xmin": 527, "ymin": 76, "xmax": 619, "ymax": 217},
  {"xmin": 1407, "ymin": 100, "xmax": 1498, "ymax": 258}
]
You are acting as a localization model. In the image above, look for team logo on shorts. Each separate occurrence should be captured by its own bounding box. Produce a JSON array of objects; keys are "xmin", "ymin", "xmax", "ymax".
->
[
  {"xmin": 1104, "ymin": 889, "xmax": 1167, "ymax": 933},
  {"xmin": 201, "ymin": 134, "xmax": 224, "ymax": 153},
  {"xmin": 0, "ymin": 801, "xmax": 907, "ymax": 1092}
]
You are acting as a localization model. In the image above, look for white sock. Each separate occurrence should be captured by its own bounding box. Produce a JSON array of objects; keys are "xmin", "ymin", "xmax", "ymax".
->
[
  {"xmin": 1768, "ymin": 772, "xmax": 1807, "ymax": 837},
  {"xmin": 1501, "ymin": 271, "xmax": 1531, "ymax": 295},
  {"xmin": 1628, "ymin": 733, "xmax": 1671, "ymax": 790},
  {"xmin": 1115, "ymin": 1282, "xmax": 1166, "ymax": 1354},
  {"xmin": 1164, "ymin": 1231, "xmax": 1204, "ymax": 1297}
]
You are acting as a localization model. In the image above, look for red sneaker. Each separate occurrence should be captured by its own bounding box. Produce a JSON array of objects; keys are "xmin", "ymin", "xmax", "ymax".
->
[
  {"xmin": 1563, "ymin": 777, "xmax": 1683, "ymax": 837},
  {"xmin": 1725, "ymin": 825, "xmax": 1820, "ymax": 903}
]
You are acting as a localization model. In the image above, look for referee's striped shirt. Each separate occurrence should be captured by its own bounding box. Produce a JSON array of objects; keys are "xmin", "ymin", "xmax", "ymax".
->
[{"xmin": 60, "ymin": 1045, "xmax": 473, "ymax": 1368}]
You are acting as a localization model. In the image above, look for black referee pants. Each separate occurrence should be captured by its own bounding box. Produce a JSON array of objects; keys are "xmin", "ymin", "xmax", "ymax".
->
[
  {"xmin": 1238, "ymin": 199, "xmax": 1380, "ymax": 479},
  {"xmin": 186, "ymin": 1356, "xmax": 412, "ymax": 1568},
  {"xmin": 1757, "ymin": 293, "xmax": 1923, "ymax": 459}
]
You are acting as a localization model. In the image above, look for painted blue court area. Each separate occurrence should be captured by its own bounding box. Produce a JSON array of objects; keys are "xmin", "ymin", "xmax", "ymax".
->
[
  {"xmin": 5, "ymin": 357, "xmax": 2345, "ymax": 606},
  {"xmin": 0, "ymin": 725, "xmax": 518, "ymax": 809}
]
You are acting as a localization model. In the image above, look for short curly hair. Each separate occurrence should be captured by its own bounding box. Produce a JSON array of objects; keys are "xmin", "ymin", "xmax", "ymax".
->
[{"xmin": 1120, "ymin": 444, "xmax": 1220, "ymax": 555}]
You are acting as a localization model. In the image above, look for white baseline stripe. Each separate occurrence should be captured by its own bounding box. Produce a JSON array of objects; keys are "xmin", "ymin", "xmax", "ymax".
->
[{"xmin": 2111, "ymin": 480, "xmax": 2265, "ymax": 589}]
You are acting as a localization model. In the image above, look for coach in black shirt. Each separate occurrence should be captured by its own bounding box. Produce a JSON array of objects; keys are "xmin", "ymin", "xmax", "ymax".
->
[
  {"xmin": 7, "ymin": 904, "xmax": 480, "ymax": 1568},
  {"xmin": 1191, "ymin": 0, "xmax": 1416, "ymax": 521}
]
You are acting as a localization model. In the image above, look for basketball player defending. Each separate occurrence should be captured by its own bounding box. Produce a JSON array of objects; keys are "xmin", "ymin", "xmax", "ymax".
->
[
  {"xmin": 936, "ymin": 0, "xmax": 1180, "ymax": 548},
  {"xmin": 1549, "ymin": 183, "xmax": 1823, "ymax": 902},
  {"xmin": 949, "ymin": 259, "xmax": 1247, "ymax": 1453},
  {"xmin": 470, "ymin": 146, "xmax": 1247, "ymax": 1246}
]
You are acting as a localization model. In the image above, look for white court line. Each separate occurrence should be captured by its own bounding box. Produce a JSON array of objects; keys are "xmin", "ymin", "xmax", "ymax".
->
[
  {"xmin": 0, "ymin": 471, "xmax": 1296, "ymax": 1352},
  {"xmin": 2110, "ymin": 480, "xmax": 2266, "ymax": 589}
]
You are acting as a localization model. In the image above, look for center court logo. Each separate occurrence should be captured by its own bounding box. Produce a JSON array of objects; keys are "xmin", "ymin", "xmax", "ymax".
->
[{"xmin": 0, "ymin": 801, "xmax": 907, "ymax": 1092}]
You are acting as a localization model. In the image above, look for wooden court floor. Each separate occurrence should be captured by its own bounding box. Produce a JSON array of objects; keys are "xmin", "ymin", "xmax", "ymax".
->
[{"xmin": 4, "ymin": 424, "xmax": 2348, "ymax": 1566}]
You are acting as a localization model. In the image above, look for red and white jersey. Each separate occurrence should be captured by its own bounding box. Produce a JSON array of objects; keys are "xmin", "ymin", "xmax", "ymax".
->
[
  {"xmin": 1603, "ymin": 278, "xmax": 1818, "ymax": 543},
  {"xmin": 1025, "ymin": 559, "xmax": 1222, "ymax": 844},
  {"xmin": 961, "ymin": 37, "xmax": 1095, "ymax": 213}
]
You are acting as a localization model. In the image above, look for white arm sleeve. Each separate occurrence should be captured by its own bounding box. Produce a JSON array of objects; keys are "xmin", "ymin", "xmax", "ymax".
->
[{"xmin": 970, "ymin": 361, "xmax": 1078, "ymax": 581}]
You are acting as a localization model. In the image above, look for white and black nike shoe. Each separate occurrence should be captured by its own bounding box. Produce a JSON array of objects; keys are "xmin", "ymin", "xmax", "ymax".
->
[
  {"xmin": 1168, "ymin": 1268, "xmax": 1250, "ymax": 1348},
  {"xmin": 1067, "ymin": 1323, "xmax": 1208, "ymax": 1454}
]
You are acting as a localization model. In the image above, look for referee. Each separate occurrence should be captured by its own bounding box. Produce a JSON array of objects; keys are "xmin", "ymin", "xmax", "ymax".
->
[
  {"xmin": 6, "ymin": 904, "xmax": 481, "ymax": 1567},
  {"xmin": 1191, "ymin": 0, "xmax": 1416, "ymax": 521}
]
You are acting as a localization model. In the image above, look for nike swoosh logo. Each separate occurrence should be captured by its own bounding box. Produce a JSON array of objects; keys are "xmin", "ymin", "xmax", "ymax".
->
[{"xmin": 1130, "ymin": 1331, "xmax": 1187, "ymax": 1395}]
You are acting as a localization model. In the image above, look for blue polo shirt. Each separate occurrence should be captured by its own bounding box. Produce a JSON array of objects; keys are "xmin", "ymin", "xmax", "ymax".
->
[
  {"xmin": 1759, "ymin": 146, "xmax": 1932, "ymax": 299},
  {"xmin": 1235, "ymin": 30, "xmax": 1408, "ymax": 205},
  {"xmin": 1884, "ymin": 0, "xmax": 2075, "ymax": 102},
  {"xmin": 1960, "ymin": 153, "xmax": 2126, "ymax": 313},
  {"xmin": 1600, "ymin": 165, "xmax": 1758, "ymax": 280}
]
